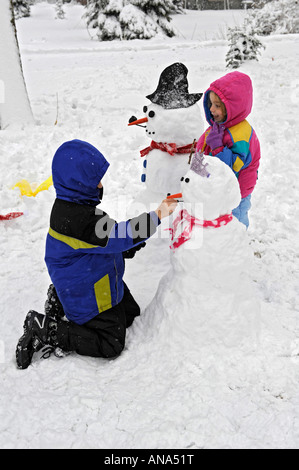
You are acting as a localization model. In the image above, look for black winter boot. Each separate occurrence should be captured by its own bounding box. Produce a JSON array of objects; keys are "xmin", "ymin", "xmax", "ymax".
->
[
  {"xmin": 44, "ymin": 284, "xmax": 65, "ymax": 320},
  {"xmin": 16, "ymin": 310, "xmax": 58, "ymax": 370}
]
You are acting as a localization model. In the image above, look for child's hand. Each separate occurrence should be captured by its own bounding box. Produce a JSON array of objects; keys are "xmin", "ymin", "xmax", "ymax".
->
[
  {"xmin": 155, "ymin": 199, "xmax": 178, "ymax": 220},
  {"xmin": 206, "ymin": 122, "xmax": 225, "ymax": 150}
]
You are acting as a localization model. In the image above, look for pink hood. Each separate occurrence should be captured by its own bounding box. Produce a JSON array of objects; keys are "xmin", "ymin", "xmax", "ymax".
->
[{"xmin": 203, "ymin": 71, "xmax": 253, "ymax": 128}]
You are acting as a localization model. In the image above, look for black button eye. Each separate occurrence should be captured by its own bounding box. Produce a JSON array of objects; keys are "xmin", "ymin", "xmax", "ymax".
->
[
  {"xmin": 185, "ymin": 178, "xmax": 190, "ymax": 183},
  {"xmin": 148, "ymin": 110, "xmax": 155, "ymax": 118},
  {"xmin": 180, "ymin": 177, "xmax": 184, "ymax": 181},
  {"xmin": 143, "ymin": 106, "xmax": 148, "ymax": 113}
]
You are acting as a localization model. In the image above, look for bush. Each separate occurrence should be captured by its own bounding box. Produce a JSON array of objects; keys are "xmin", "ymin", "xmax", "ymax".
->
[
  {"xmin": 84, "ymin": 0, "xmax": 175, "ymax": 40},
  {"xmin": 13, "ymin": 0, "xmax": 31, "ymax": 19},
  {"xmin": 246, "ymin": 0, "xmax": 299, "ymax": 36},
  {"xmin": 226, "ymin": 26, "xmax": 265, "ymax": 69}
]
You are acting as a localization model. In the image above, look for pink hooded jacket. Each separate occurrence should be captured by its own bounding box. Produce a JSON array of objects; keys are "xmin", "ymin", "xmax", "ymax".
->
[{"xmin": 196, "ymin": 71, "xmax": 261, "ymax": 199}]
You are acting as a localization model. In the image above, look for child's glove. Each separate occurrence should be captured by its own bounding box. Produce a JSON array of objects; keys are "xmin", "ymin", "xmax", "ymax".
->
[
  {"xmin": 206, "ymin": 122, "xmax": 225, "ymax": 150},
  {"xmin": 123, "ymin": 242, "xmax": 146, "ymax": 259}
]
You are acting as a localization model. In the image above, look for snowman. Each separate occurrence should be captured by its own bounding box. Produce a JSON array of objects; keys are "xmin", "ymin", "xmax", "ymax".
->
[
  {"xmin": 141, "ymin": 150, "xmax": 260, "ymax": 356},
  {"xmin": 128, "ymin": 63, "xmax": 204, "ymax": 201}
]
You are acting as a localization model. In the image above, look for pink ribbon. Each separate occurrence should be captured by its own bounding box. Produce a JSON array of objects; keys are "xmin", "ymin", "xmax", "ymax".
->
[{"xmin": 168, "ymin": 209, "xmax": 233, "ymax": 250}]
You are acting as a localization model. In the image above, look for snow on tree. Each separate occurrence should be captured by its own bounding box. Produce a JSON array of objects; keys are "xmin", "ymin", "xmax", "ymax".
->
[
  {"xmin": 84, "ymin": 0, "xmax": 109, "ymax": 30},
  {"xmin": 225, "ymin": 26, "xmax": 264, "ymax": 69},
  {"xmin": 0, "ymin": 0, "xmax": 33, "ymax": 129},
  {"xmin": 96, "ymin": 0, "xmax": 123, "ymax": 40},
  {"xmin": 225, "ymin": 0, "xmax": 298, "ymax": 69},
  {"xmin": 12, "ymin": 0, "xmax": 31, "ymax": 19},
  {"xmin": 84, "ymin": 0, "xmax": 176, "ymax": 40},
  {"xmin": 170, "ymin": 0, "xmax": 184, "ymax": 13},
  {"xmin": 246, "ymin": 0, "xmax": 299, "ymax": 36},
  {"xmin": 55, "ymin": 0, "xmax": 66, "ymax": 20}
]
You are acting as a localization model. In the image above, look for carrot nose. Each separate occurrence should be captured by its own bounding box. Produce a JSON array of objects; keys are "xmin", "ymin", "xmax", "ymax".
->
[
  {"xmin": 128, "ymin": 117, "xmax": 148, "ymax": 126},
  {"xmin": 166, "ymin": 192, "xmax": 183, "ymax": 200}
]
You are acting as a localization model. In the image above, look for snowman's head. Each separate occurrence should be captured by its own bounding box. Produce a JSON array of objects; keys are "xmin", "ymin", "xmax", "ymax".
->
[
  {"xmin": 129, "ymin": 102, "xmax": 204, "ymax": 147},
  {"xmin": 144, "ymin": 103, "xmax": 203, "ymax": 146},
  {"xmin": 129, "ymin": 63, "xmax": 204, "ymax": 144},
  {"xmin": 180, "ymin": 153, "xmax": 241, "ymax": 220}
]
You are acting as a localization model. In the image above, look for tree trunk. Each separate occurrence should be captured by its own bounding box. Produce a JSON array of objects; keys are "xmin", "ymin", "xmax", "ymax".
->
[{"xmin": 0, "ymin": 0, "xmax": 33, "ymax": 129}]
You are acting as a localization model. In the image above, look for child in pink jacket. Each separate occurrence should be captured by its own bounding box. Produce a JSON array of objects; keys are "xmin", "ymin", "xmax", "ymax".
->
[{"xmin": 196, "ymin": 71, "xmax": 261, "ymax": 228}]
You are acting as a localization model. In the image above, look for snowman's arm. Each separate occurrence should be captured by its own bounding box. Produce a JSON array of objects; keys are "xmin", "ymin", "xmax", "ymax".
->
[{"xmin": 196, "ymin": 132, "xmax": 206, "ymax": 153}]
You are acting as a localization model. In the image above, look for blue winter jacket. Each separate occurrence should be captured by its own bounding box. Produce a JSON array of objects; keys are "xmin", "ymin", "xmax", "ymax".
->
[{"xmin": 45, "ymin": 140, "xmax": 160, "ymax": 325}]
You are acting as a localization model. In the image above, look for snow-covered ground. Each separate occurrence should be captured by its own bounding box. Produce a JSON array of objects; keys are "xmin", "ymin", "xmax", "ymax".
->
[{"xmin": 0, "ymin": 2, "xmax": 299, "ymax": 449}]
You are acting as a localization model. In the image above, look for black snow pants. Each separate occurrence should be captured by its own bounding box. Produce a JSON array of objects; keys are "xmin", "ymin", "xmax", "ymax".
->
[{"xmin": 56, "ymin": 285, "xmax": 140, "ymax": 359}]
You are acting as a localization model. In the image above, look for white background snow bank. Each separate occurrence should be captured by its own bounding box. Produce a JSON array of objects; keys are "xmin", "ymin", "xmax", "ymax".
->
[{"xmin": 0, "ymin": 3, "xmax": 299, "ymax": 449}]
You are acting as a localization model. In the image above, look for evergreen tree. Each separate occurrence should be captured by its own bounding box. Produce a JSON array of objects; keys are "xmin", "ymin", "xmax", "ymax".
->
[
  {"xmin": 85, "ymin": 0, "xmax": 109, "ymax": 30},
  {"xmin": 131, "ymin": 0, "xmax": 173, "ymax": 19},
  {"xmin": 246, "ymin": 0, "xmax": 299, "ymax": 36},
  {"xmin": 225, "ymin": 26, "xmax": 264, "ymax": 69},
  {"xmin": 13, "ymin": 0, "xmax": 31, "ymax": 19},
  {"xmin": 84, "ymin": 0, "xmax": 176, "ymax": 40},
  {"xmin": 224, "ymin": 0, "xmax": 299, "ymax": 69},
  {"xmin": 250, "ymin": 0, "xmax": 273, "ymax": 9},
  {"xmin": 97, "ymin": 0, "xmax": 123, "ymax": 40},
  {"xmin": 170, "ymin": 0, "xmax": 184, "ymax": 13}
]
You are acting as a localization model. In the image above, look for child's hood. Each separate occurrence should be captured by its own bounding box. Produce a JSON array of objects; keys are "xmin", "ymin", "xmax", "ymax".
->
[
  {"xmin": 203, "ymin": 71, "xmax": 253, "ymax": 128},
  {"xmin": 52, "ymin": 139, "xmax": 110, "ymax": 205}
]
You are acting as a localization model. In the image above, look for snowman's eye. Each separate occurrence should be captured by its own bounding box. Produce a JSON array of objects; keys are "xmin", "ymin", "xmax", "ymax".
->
[
  {"xmin": 180, "ymin": 177, "xmax": 184, "ymax": 181},
  {"xmin": 143, "ymin": 106, "xmax": 148, "ymax": 113},
  {"xmin": 148, "ymin": 110, "xmax": 155, "ymax": 118},
  {"xmin": 185, "ymin": 178, "xmax": 190, "ymax": 183}
]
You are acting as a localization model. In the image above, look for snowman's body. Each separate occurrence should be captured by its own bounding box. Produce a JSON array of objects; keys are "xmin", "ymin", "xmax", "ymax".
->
[
  {"xmin": 143, "ymin": 153, "xmax": 259, "ymax": 354},
  {"xmin": 129, "ymin": 63, "xmax": 204, "ymax": 201},
  {"xmin": 141, "ymin": 103, "xmax": 204, "ymax": 197}
]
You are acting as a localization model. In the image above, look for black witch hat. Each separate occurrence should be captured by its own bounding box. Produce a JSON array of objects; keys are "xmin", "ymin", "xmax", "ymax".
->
[{"xmin": 146, "ymin": 63, "xmax": 202, "ymax": 110}]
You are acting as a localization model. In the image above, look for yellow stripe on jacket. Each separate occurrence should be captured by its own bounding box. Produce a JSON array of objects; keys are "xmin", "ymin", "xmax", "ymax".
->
[{"xmin": 49, "ymin": 227, "xmax": 99, "ymax": 250}]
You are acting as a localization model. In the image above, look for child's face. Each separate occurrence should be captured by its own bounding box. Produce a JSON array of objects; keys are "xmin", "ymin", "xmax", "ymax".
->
[{"xmin": 209, "ymin": 91, "xmax": 226, "ymax": 123}]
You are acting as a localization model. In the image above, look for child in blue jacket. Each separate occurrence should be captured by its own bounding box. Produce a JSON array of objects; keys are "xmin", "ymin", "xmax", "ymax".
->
[{"xmin": 16, "ymin": 140, "xmax": 177, "ymax": 369}]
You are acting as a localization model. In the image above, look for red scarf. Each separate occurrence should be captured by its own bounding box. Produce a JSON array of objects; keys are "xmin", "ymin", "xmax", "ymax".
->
[
  {"xmin": 140, "ymin": 141, "xmax": 196, "ymax": 158},
  {"xmin": 169, "ymin": 209, "xmax": 233, "ymax": 251}
]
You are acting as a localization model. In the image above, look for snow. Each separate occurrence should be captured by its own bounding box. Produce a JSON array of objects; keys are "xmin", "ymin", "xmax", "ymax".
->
[{"xmin": 0, "ymin": 2, "xmax": 299, "ymax": 449}]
